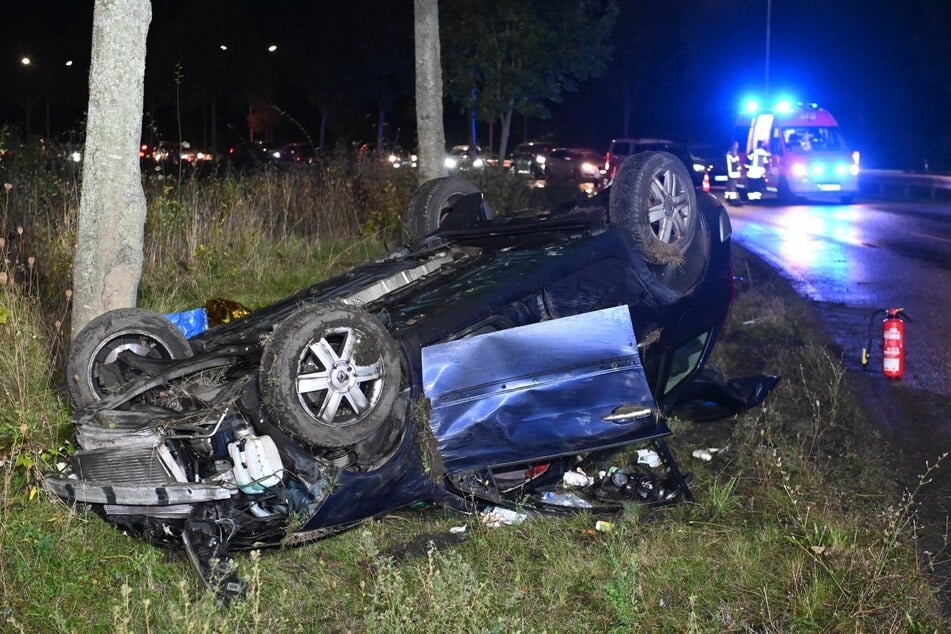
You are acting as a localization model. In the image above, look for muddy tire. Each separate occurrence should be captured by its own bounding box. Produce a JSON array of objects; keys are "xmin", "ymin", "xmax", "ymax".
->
[
  {"xmin": 608, "ymin": 151, "xmax": 699, "ymax": 265},
  {"xmin": 67, "ymin": 308, "xmax": 193, "ymax": 409},
  {"xmin": 407, "ymin": 176, "xmax": 488, "ymax": 243},
  {"xmin": 260, "ymin": 303, "xmax": 402, "ymax": 448}
]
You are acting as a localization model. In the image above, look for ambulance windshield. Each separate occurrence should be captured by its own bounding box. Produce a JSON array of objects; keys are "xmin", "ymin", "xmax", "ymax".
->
[{"xmin": 783, "ymin": 127, "xmax": 845, "ymax": 153}]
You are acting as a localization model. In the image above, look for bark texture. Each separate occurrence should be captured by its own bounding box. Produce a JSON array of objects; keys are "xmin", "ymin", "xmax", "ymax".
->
[
  {"xmin": 414, "ymin": 0, "xmax": 448, "ymax": 183},
  {"xmin": 72, "ymin": 0, "xmax": 151, "ymax": 335}
]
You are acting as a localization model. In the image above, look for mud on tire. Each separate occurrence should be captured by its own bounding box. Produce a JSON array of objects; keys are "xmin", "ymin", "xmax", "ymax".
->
[{"xmin": 608, "ymin": 151, "xmax": 699, "ymax": 265}]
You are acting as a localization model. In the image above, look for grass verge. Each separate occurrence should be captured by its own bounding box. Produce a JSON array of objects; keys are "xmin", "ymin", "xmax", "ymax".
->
[{"xmin": 0, "ymin": 165, "xmax": 946, "ymax": 631}]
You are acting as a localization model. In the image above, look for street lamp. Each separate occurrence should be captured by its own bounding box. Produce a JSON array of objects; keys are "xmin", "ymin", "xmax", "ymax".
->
[
  {"xmin": 21, "ymin": 57, "xmax": 31, "ymax": 66},
  {"xmin": 267, "ymin": 44, "xmax": 277, "ymax": 53},
  {"xmin": 764, "ymin": 0, "xmax": 772, "ymax": 100}
]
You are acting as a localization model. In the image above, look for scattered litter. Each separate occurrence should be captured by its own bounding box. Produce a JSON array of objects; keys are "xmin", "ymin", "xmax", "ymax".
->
[
  {"xmin": 593, "ymin": 467, "xmax": 683, "ymax": 504},
  {"xmin": 595, "ymin": 520, "xmax": 614, "ymax": 533},
  {"xmin": 741, "ymin": 318, "xmax": 762, "ymax": 326},
  {"xmin": 538, "ymin": 491, "xmax": 593, "ymax": 508},
  {"xmin": 481, "ymin": 506, "xmax": 529, "ymax": 528},
  {"xmin": 691, "ymin": 446, "xmax": 729, "ymax": 462},
  {"xmin": 635, "ymin": 448, "xmax": 662, "ymax": 468},
  {"xmin": 449, "ymin": 524, "xmax": 467, "ymax": 534},
  {"xmin": 562, "ymin": 470, "xmax": 595, "ymax": 488}
]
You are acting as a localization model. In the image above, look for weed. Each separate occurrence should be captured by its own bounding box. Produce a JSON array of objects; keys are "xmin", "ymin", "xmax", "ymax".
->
[{"xmin": 706, "ymin": 476, "xmax": 739, "ymax": 517}]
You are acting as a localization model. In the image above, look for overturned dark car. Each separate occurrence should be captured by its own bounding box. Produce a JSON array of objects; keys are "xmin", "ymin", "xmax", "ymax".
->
[{"xmin": 45, "ymin": 152, "xmax": 778, "ymax": 599}]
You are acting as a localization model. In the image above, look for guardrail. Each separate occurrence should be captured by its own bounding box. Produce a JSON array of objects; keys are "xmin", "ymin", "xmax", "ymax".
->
[{"xmin": 860, "ymin": 169, "xmax": 951, "ymax": 202}]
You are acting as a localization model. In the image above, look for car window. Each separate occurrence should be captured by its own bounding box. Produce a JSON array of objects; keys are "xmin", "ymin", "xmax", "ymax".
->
[{"xmin": 663, "ymin": 331, "xmax": 709, "ymax": 396}]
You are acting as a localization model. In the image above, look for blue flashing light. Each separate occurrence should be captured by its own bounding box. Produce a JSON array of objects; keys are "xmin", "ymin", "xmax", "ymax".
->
[
  {"xmin": 743, "ymin": 99, "xmax": 760, "ymax": 114},
  {"xmin": 774, "ymin": 100, "xmax": 793, "ymax": 114}
]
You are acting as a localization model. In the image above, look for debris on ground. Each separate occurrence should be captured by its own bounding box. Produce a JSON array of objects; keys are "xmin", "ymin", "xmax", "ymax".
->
[
  {"xmin": 691, "ymin": 446, "xmax": 729, "ymax": 461},
  {"xmin": 562, "ymin": 470, "xmax": 595, "ymax": 488},
  {"xmin": 536, "ymin": 491, "xmax": 593, "ymax": 508},
  {"xmin": 481, "ymin": 506, "xmax": 529, "ymax": 528}
]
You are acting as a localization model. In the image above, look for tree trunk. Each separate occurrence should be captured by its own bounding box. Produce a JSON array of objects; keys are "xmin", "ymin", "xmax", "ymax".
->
[
  {"xmin": 413, "ymin": 0, "xmax": 447, "ymax": 183},
  {"xmin": 498, "ymin": 105, "xmax": 514, "ymax": 162},
  {"xmin": 319, "ymin": 109, "xmax": 328, "ymax": 154},
  {"xmin": 72, "ymin": 0, "xmax": 151, "ymax": 335},
  {"xmin": 376, "ymin": 106, "xmax": 386, "ymax": 156}
]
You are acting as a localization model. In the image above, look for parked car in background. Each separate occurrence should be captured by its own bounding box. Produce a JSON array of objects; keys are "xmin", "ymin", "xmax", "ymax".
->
[
  {"xmin": 444, "ymin": 145, "xmax": 490, "ymax": 172},
  {"xmin": 543, "ymin": 147, "xmax": 607, "ymax": 196},
  {"xmin": 276, "ymin": 142, "xmax": 318, "ymax": 164},
  {"xmin": 605, "ymin": 138, "xmax": 708, "ymax": 187},
  {"xmin": 510, "ymin": 141, "xmax": 556, "ymax": 178},
  {"xmin": 543, "ymin": 148, "xmax": 604, "ymax": 182}
]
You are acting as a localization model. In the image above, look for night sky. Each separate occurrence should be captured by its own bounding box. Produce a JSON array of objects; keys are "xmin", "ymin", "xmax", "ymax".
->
[{"xmin": 1, "ymin": 1, "xmax": 948, "ymax": 170}]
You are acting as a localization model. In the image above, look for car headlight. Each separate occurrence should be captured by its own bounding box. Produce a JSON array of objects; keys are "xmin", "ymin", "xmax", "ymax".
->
[
  {"xmin": 444, "ymin": 157, "xmax": 458, "ymax": 169},
  {"xmin": 535, "ymin": 155, "xmax": 546, "ymax": 165},
  {"xmin": 580, "ymin": 162, "xmax": 597, "ymax": 175},
  {"xmin": 811, "ymin": 164, "xmax": 825, "ymax": 176},
  {"xmin": 834, "ymin": 164, "xmax": 847, "ymax": 176},
  {"xmin": 791, "ymin": 163, "xmax": 807, "ymax": 177}
]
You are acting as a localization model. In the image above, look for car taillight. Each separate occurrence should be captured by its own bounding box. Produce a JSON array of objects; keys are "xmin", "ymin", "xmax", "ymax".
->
[{"xmin": 604, "ymin": 151, "xmax": 611, "ymax": 171}]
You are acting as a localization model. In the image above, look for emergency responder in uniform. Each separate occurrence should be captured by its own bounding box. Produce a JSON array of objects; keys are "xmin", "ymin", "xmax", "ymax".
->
[
  {"xmin": 745, "ymin": 140, "xmax": 769, "ymax": 201},
  {"xmin": 725, "ymin": 141, "xmax": 743, "ymax": 205}
]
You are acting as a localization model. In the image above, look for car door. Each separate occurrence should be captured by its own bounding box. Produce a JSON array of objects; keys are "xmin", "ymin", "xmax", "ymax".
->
[{"xmin": 421, "ymin": 306, "xmax": 666, "ymax": 472}]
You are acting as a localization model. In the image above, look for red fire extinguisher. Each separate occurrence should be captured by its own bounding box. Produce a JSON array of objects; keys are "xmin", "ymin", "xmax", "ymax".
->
[{"xmin": 862, "ymin": 307, "xmax": 911, "ymax": 379}]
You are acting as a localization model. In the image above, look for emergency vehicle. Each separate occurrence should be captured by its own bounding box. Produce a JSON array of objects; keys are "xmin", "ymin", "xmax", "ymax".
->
[{"xmin": 735, "ymin": 101, "xmax": 859, "ymax": 203}]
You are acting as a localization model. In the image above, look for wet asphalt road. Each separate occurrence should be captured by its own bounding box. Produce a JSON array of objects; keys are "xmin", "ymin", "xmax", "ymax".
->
[
  {"xmin": 725, "ymin": 195, "xmax": 950, "ymax": 593},
  {"xmin": 727, "ymin": 197, "xmax": 950, "ymax": 401}
]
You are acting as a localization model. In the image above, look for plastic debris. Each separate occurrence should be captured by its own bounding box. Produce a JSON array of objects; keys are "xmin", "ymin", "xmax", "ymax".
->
[
  {"xmin": 449, "ymin": 525, "xmax": 467, "ymax": 534},
  {"xmin": 562, "ymin": 470, "xmax": 595, "ymax": 488},
  {"xmin": 538, "ymin": 491, "xmax": 593, "ymax": 508},
  {"xmin": 164, "ymin": 306, "xmax": 209, "ymax": 339},
  {"xmin": 635, "ymin": 448, "xmax": 662, "ymax": 468},
  {"xmin": 595, "ymin": 520, "xmax": 614, "ymax": 532},
  {"xmin": 692, "ymin": 446, "xmax": 729, "ymax": 462},
  {"xmin": 205, "ymin": 297, "xmax": 251, "ymax": 326},
  {"xmin": 481, "ymin": 506, "xmax": 529, "ymax": 528}
]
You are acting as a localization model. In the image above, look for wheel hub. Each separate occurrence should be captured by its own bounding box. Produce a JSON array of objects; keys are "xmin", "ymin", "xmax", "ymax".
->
[
  {"xmin": 329, "ymin": 361, "xmax": 356, "ymax": 392},
  {"xmin": 663, "ymin": 195, "xmax": 675, "ymax": 217}
]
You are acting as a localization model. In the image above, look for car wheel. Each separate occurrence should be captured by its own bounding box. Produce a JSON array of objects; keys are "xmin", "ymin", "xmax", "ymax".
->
[
  {"xmin": 647, "ymin": 193, "xmax": 715, "ymax": 294},
  {"xmin": 406, "ymin": 176, "xmax": 487, "ymax": 243},
  {"xmin": 608, "ymin": 151, "xmax": 699, "ymax": 265},
  {"xmin": 67, "ymin": 308, "xmax": 193, "ymax": 408},
  {"xmin": 260, "ymin": 303, "xmax": 402, "ymax": 449}
]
